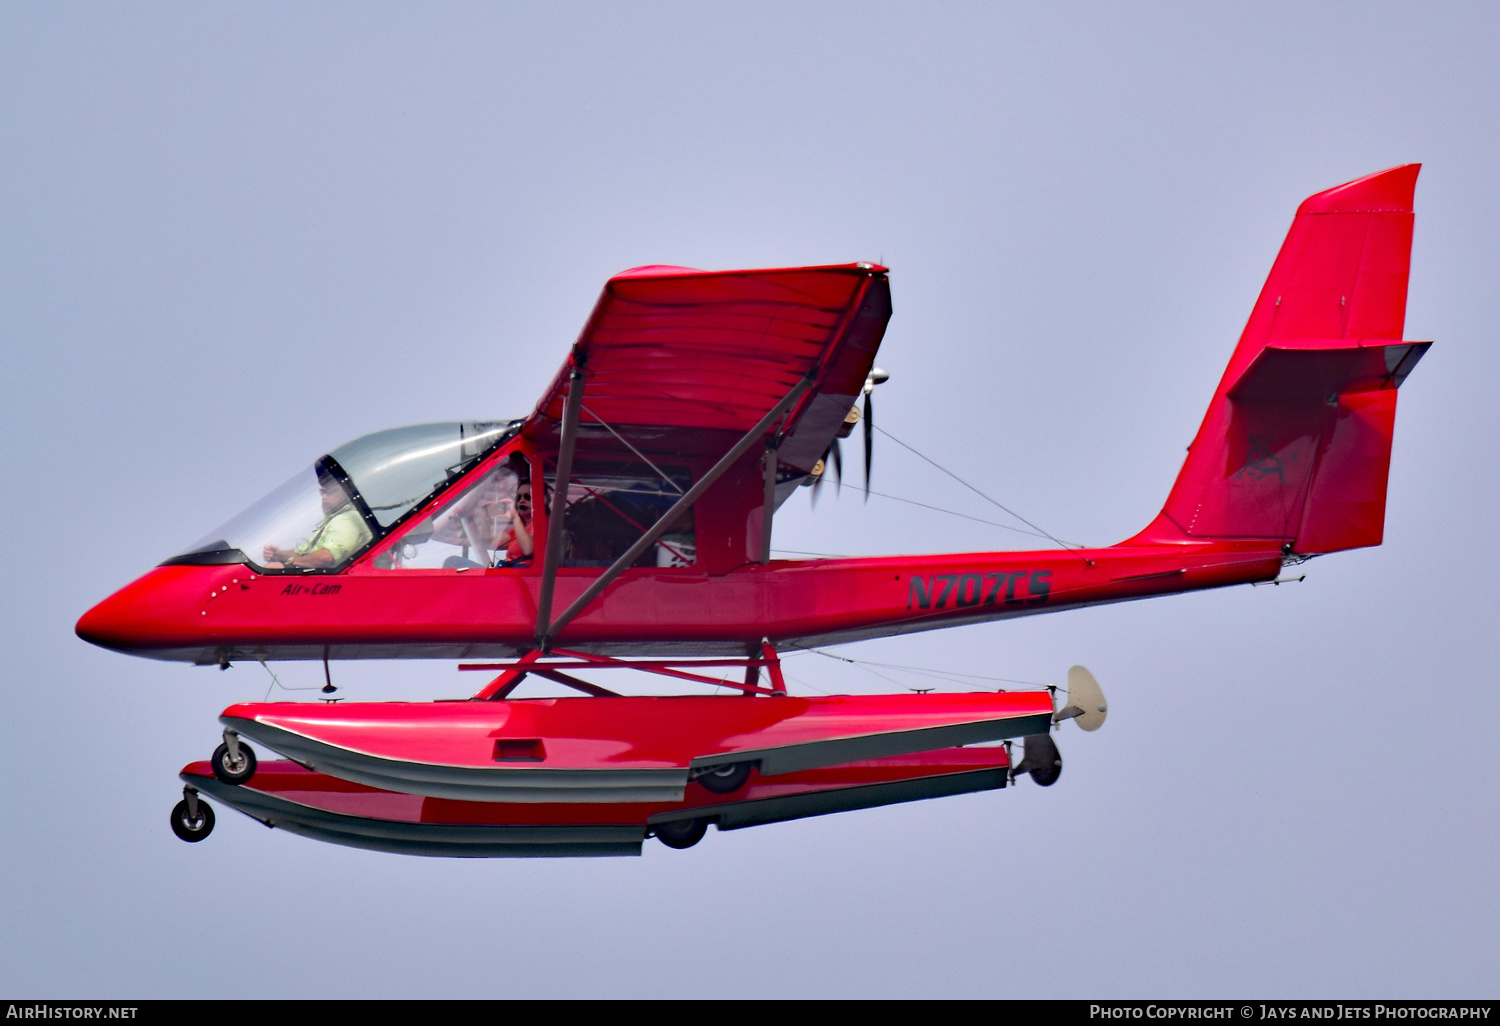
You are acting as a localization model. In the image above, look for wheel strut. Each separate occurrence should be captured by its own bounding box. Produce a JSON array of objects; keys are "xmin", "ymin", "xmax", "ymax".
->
[
  {"xmin": 171, "ymin": 786, "xmax": 215, "ymax": 842},
  {"xmin": 212, "ymin": 732, "xmax": 257, "ymax": 784}
]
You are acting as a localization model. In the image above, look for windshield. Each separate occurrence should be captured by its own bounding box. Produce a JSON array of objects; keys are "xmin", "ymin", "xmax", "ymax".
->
[
  {"xmin": 374, "ymin": 456, "xmax": 528, "ymax": 569},
  {"xmin": 168, "ymin": 420, "xmax": 518, "ymax": 570},
  {"xmin": 330, "ymin": 421, "xmax": 513, "ymax": 527}
]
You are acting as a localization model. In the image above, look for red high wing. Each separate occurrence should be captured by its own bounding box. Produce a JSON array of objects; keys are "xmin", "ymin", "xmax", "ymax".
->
[{"xmin": 523, "ymin": 263, "xmax": 891, "ymax": 473}]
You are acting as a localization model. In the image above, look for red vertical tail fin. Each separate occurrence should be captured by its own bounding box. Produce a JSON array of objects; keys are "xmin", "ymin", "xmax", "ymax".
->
[{"xmin": 1131, "ymin": 164, "xmax": 1429, "ymax": 554}]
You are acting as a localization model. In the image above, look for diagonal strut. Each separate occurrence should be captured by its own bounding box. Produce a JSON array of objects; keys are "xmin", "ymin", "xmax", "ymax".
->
[{"xmin": 538, "ymin": 370, "xmax": 818, "ymax": 645}]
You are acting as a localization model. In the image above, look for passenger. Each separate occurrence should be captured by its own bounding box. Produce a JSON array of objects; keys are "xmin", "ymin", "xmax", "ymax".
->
[
  {"xmin": 487, "ymin": 480, "xmax": 534, "ymax": 565},
  {"xmin": 430, "ymin": 467, "xmax": 512, "ymax": 565},
  {"xmin": 421, "ymin": 452, "xmax": 537, "ymax": 568},
  {"xmin": 262, "ymin": 468, "xmax": 373, "ymax": 569}
]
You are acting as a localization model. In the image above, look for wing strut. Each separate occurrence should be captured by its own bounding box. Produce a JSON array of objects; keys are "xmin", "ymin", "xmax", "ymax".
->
[
  {"xmin": 759, "ymin": 437, "xmax": 778, "ymax": 564},
  {"xmin": 534, "ymin": 353, "xmax": 586, "ymax": 644},
  {"xmin": 537, "ymin": 370, "xmax": 818, "ymax": 648}
]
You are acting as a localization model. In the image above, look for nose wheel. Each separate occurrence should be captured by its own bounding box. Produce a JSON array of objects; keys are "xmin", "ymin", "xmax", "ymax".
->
[
  {"xmin": 170, "ymin": 788, "xmax": 215, "ymax": 842},
  {"xmin": 212, "ymin": 731, "xmax": 257, "ymax": 785}
]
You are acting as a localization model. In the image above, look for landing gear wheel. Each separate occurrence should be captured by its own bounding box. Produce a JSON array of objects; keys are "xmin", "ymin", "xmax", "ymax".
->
[
  {"xmin": 212, "ymin": 740, "xmax": 257, "ymax": 785},
  {"xmin": 695, "ymin": 761, "xmax": 752, "ymax": 794},
  {"xmin": 170, "ymin": 798, "xmax": 215, "ymax": 842},
  {"xmin": 655, "ymin": 818, "xmax": 709, "ymax": 849}
]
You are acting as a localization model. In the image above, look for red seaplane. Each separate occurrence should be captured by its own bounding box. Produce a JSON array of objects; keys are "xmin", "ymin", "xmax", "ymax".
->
[{"xmin": 79, "ymin": 165, "xmax": 1429, "ymax": 856}]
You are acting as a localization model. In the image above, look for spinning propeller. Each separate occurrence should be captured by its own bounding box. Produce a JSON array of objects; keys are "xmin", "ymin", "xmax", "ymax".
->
[{"xmin": 811, "ymin": 368, "xmax": 888, "ymax": 504}]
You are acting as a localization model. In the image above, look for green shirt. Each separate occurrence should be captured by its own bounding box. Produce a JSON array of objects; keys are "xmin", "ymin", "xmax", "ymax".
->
[{"xmin": 295, "ymin": 506, "xmax": 373, "ymax": 565}]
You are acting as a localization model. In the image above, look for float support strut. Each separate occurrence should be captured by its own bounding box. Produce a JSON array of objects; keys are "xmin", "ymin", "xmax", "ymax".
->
[{"xmin": 762, "ymin": 641, "xmax": 787, "ymax": 695}]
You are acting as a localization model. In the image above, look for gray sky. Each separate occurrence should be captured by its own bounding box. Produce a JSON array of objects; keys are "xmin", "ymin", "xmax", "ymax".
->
[{"xmin": 2, "ymin": 1, "xmax": 1496, "ymax": 998}]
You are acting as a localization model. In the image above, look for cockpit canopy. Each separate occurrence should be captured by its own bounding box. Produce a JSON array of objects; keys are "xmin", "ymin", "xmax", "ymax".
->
[{"xmin": 168, "ymin": 421, "xmax": 517, "ymax": 571}]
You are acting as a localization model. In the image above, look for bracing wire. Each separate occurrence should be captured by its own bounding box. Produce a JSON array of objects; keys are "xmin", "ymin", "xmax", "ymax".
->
[
  {"xmin": 579, "ymin": 404, "xmax": 685, "ymax": 495},
  {"xmin": 259, "ymin": 658, "xmax": 324, "ymax": 700},
  {"xmin": 874, "ymin": 425, "xmax": 1090, "ymax": 561},
  {"xmin": 863, "ymin": 488, "xmax": 1075, "ymax": 544},
  {"xmin": 777, "ymin": 669, "xmax": 835, "ymax": 696},
  {"xmin": 843, "ymin": 660, "xmax": 909, "ymax": 690},
  {"xmin": 784, "ymin": 645, "xmax": 1050, "ymax": 691}
]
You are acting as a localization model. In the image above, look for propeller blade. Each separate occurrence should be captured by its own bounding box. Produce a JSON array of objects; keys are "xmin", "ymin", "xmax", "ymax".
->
[
  {"xmin": 862, "ymin": 391, "xmax": 873, "ymax": 501},
  {"xmin": 831, "ymin": 438, "xmax": 843, "ymax": 496}
]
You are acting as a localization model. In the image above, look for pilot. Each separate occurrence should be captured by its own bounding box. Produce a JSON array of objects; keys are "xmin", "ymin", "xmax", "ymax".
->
[{"xmin": 263, "ymin": 468, "xmax": 373, "ymax": 570}]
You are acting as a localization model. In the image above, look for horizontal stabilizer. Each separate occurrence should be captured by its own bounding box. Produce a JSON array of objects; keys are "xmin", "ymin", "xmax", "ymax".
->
[{"xmin": 1227, "ymin": 339, "xmax": 1430, "ymax": 405}]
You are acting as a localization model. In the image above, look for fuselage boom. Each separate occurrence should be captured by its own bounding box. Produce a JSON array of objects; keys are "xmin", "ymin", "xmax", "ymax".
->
[{"xmin": 76, "ymin": 539, "xmax": 1284, "ymax": 665}]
